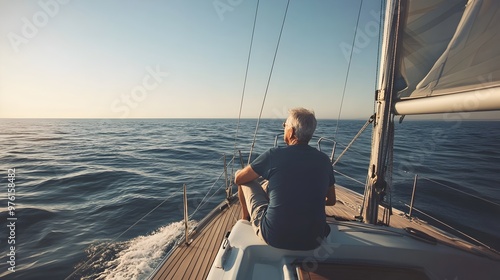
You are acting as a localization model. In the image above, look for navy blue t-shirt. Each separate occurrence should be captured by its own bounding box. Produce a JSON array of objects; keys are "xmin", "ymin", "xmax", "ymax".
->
[{"xmin": 250, "ymin": 144, "xmax": 335, "ymax": 250}]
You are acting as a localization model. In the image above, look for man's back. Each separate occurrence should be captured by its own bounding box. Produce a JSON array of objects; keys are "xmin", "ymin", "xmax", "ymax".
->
[{"xmin": 251, "ymin": 144, "xmax": 335, "ymax": 250}]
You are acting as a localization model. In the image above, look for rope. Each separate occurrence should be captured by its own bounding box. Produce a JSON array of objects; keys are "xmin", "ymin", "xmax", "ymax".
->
[
  {"xmin": 386, "ymin": 0, "xmax": 401, "ymax": 115},
  {"xmin": 383, "ymin": 116, "xmax": 396, "ymax": 225},
  {"xmin": 358, "ymin": 0, "xmax": 384, "ymax": 220},
  {"xmin": 248, "ymin": 0, "xmax": 291, "ymax": 165},
  {"xmin": 333, "ymin": 0, "xmax": 364, "ymax": 138},
  {"xmin": 374, "ymin": 0, "xmax": 384, "ymax": 113},
  {"xmin": 359, "ymin": 0, "xmax": 401, "ymax": 222},
  {"xmin": 232, "ymin": 0, "xmax": 260, "ymax": 171}
]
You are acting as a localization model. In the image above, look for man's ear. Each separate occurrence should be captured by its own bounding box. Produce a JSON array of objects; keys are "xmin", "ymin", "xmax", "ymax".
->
[{"xmin": 289, "ymin": 126, "xmax": 296, "ymax": 140}]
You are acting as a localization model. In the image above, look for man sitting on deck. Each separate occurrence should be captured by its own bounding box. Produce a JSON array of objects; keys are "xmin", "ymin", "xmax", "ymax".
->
[{"xmin": 235, "ymin": 108, "xmax": 336, "ymax": 250}]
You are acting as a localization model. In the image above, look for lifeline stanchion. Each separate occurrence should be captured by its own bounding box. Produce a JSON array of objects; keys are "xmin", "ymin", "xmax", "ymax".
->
[{"xmin": 183, "ymin": 184, "xmax": 191, "ymax": 245}]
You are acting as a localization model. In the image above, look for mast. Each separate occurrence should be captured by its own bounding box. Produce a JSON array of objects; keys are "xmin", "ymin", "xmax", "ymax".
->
[{"xmin": 362, "ymin": 0, "xmax": 404, "ymax": 224}]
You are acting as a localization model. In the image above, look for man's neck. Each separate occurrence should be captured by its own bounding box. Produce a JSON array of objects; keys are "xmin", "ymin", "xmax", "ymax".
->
[{"xmin": 288, "ymin": 140, "xmax": 308, "ymax": 146}]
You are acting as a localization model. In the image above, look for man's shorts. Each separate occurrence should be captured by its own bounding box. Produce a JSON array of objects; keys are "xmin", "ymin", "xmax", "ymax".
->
[{"xmin": 240, "ymin": 180, "xmax": 269, "ymax": 241}]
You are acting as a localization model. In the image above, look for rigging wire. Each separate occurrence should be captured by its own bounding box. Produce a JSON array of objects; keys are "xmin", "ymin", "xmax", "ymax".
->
[
  {"xmin": 189, "ymin": 157, "xmax": 236, "ymax": 219},
  {"xmin": 420, "ymin": 176, "xmax": 500, "ymax": 208},
  {"xmin": 332, "ymin": 115, "xmax": 373, "ymax": 166},
  {"xmin": 64, "ymin": 190, "xmax": 181, "ymax": 280},
  {"xmin": 333, "ymin": 0, "xmax": 364, "ymax": 138},
  {"xmin": 232, "ymin": 0, "xmax": 261, "ymax": 170},
  {"xmin": 65, "ymin": 153, "xmax": 229, "ymax": 279},
  {"xmin": 401, "ymin": 202, "xmax": 498, "ymax": 252},
  {"xmin": 334, "ymin": 170, "xmax": 366, "ymax": 187},
  {"xmin": 248, "ymin": 0, "xmax": 291, "ymax": 165}
]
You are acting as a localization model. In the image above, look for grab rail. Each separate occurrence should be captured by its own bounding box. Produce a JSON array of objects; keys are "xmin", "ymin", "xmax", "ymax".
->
[
  {"xmin": 273, "ymin": 134, "xmax": 338, "ymax": 163},
  {"xmin": 274, "ymin": 133, "xmax": 283, "ymax": 147},
  {"xmin": 317, "ymin": 137, "xmax": 337, "ymax": 163}
]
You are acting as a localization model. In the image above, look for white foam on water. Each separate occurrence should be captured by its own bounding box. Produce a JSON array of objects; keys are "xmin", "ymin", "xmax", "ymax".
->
[{"xmin": 94, "ymin": 220, "xmax": 197, "ymax": 280}]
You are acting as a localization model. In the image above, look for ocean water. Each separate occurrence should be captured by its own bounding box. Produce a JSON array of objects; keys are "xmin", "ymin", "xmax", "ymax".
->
[{"xmin": 1, "ymin": 118, "xmax": 499, "ymax": 279}]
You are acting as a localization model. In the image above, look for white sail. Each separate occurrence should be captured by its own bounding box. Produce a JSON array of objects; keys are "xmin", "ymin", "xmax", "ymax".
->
[{"xmin": 393, "ymin": 0, "xmax": 500, "ymax": 115}]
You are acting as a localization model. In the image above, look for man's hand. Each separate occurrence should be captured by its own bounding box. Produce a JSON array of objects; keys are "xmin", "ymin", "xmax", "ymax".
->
[
  {"xmin": 325, "ymin": 184, "xmax": 336, "ymax": 206},
  {"xmin": 235, "ymin": 166, "xmax": 260, "ymax": 185}
]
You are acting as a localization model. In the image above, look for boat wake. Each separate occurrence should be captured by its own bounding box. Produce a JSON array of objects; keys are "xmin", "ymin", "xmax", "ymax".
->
[{"xmin": 76, "ymin": 220, "xmax": 197, "ymax": 280}]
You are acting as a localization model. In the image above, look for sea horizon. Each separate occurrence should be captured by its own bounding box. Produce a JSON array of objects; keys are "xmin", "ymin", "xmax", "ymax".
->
[{"xmin": 2, "ymin": 117, "xmax": 500, "ymax": 121}]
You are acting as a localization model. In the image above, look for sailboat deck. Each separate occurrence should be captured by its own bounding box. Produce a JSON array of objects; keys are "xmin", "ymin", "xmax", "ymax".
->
[
  {"xmin": 151, "ymin": 199, "xmax": 241, "ymax": 280},
  {"xmin": 150, "ymin": 186, "xmax": 498, "ymax": 279},
  {"xmin": 329, "ymin": 186, "xmax": 499, "ymax": 259}
]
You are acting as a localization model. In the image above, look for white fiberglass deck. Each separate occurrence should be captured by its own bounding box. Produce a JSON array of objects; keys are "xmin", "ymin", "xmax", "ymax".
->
[{"xmin": 207, "ymin": 219, "xmax": 499, "ymax": 280}]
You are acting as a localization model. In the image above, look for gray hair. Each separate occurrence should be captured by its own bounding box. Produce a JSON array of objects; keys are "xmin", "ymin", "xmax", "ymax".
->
[{"xmin": 287, "ymin": 108, "xmax": 317, "ymax": 143}]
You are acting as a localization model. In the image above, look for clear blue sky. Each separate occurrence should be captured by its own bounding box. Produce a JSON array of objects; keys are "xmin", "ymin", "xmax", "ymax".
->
[{"xmin": 1, "ymin": 0, "xmax": 385, "ymax": 119}]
